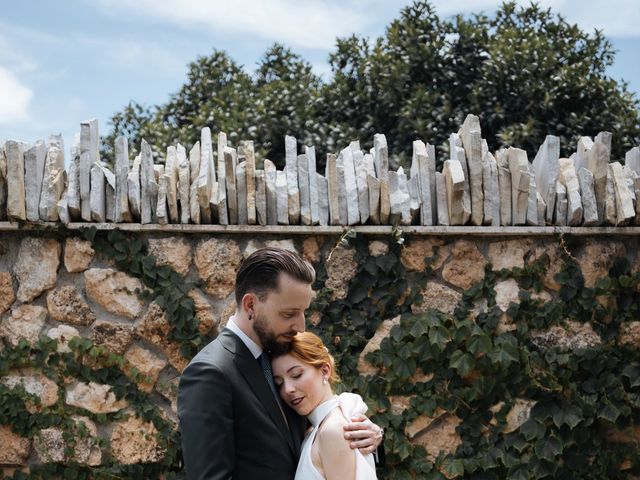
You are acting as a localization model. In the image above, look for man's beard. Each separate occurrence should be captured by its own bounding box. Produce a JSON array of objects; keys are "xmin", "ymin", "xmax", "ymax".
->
[{"xmin": 253, "ymin": 313, "xmax": 294, "ymax": 355}]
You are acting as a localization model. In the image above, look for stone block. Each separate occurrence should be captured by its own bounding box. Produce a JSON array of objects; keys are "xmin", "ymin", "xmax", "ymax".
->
[
  {"xmin": 0, "ymin": 271, "xmax": 16, "ymax": 315},
  {"xmin": 148, "ymin": 236, "xmax": 192, "ymax": 276},
  {"xmin": 357, "ymin": 315, "xmax": 401, "ymax": 376},
  {"xmin": 14, "ymin": 237, "xmax": 60, "ymax": 303},
  {"xmin": 285, "ymin": 135, "xmax": 300, "ymax": 224},
  {"xmin": 532, "ymin": 135, "xmax": 560, "ymax": 224},
  {"xmin": 194, "ymin": 239, "xmax": 242, "ymax": 299},
  {"xmin": 0, "ymin": 305, "xmax": 47, "ymax": 346},
  {"xmin": 400, "ymin": 238, "xmax": 447, "ymax": 272},
  {"xmin": 90, "ymin": 320, "xmax": 133, "ymax": 355},
  {"xmin": 0, "ymin": 426, "xmax": 30, "ymax": 465},
  {"xmin": 65, "ymin": 381, "xmax": 128, "ymax": 414},
  {"xmin": 1, "ymin": 370, "xmax": 59, "ymax": 413},
  {"xmin": 459, "ymin": 114, "xmax": 483, "ymax": 225},
  {"xmin": 84, "ymin": 268, "xmax": 145, "ymax": 319},
  {"xmin": 47, "ymin": 285, "xmax": 96, "ymax": 326},
  {"xmin": 325, "ymin": 246, "xmax": 357, "ymax": 300},
  {"xmin": 45, "ymin": 325, "xmax": 80, "ymax": 353},
  {"xmin": 442, "ymin": 240, "xmax": 487, "ymax": 290},
  {"xmin": 412, "ymin": 282, "xmax": 462, "ymax": 315},
  {"xmin": 124, "ymin": 345, "xmax": 167, "ymax": 393},
  {"xmin": 110, "ymin": 415, "xmax": 165, "ymax": 464},
  {"xmin": 136, "ymin": 302, "xmax": 188, "ymax": 372}
]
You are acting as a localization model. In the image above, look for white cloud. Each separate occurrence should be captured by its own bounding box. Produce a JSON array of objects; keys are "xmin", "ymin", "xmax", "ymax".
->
[
  {"xmin": 0, "ymin": 66, "xmax": 33, "ymax": 124},
  {"xmin": 93, "ymin": 0, "xmax": 372, "ymax": 50}
]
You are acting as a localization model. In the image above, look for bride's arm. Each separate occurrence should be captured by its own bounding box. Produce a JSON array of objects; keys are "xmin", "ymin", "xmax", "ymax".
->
[{"xmin": 316, "ymin": 421, "xmax": 357, "ymax": 480}]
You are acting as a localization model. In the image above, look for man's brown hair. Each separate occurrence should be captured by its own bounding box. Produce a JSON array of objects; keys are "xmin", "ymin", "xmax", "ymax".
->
[{"xmin": 235, "ymin": 247, "xmax": 316, "ymax": 305}]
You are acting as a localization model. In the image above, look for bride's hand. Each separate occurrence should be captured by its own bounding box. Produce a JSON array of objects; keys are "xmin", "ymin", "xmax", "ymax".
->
[{"xmin": 343, "ymin": 414, "xmax": 384, "ymax": 454}]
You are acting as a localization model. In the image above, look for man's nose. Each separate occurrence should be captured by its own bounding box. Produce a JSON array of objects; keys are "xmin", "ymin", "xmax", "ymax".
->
[{"xmin": 293, "ymin": 313, "xmax": 305, "ymax": 333}]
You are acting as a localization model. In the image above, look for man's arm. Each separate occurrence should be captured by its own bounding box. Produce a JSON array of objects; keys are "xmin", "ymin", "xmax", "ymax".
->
[{"xmin": 178, "ymin": 362, "xmax": 234, "ymax": 480}]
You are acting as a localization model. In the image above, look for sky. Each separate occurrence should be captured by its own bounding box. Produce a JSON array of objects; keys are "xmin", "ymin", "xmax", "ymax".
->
[{"xmin": 1, "ymin": 0, "xmax": 639, "ymax": 153}]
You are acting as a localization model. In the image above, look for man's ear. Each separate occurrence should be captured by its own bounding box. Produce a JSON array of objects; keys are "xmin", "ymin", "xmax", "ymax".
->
[{"xmin": 241, "ymin": 293, "xmax": 256, "ymax": 318}]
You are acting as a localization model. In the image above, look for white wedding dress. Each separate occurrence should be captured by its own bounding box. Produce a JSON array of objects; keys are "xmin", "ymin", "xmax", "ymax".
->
[{"xmin": 294, "ymin": 392, "xmax": 378, "ymax": 480}]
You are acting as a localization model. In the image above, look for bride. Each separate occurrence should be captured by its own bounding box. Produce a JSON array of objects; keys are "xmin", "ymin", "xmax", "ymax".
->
[{"xmin": 272, "ymin": 331, "xmax": 378, "ymax": 480}]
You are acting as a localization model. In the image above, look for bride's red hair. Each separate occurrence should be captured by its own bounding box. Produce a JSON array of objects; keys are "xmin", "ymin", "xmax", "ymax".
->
[{"xmin": 284, "ymin": 331, "xmax": 340, "ymax": 385}]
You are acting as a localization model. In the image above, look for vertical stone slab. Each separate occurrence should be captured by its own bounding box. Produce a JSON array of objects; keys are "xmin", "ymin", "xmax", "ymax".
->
[
  {"xmin": 255, "ymin": 169, "xmax": 267, "ymax": 226},
  {"xmin": 326, "ymin": 153, "xmax": 340, "ymax": 226},
  {"xmin": 435, "ymin": 172, "xmax": 449, "ymax": 226},
  {"xmin": 408, "ymin": 175, "xmax": 420, "ymax": 223},
  {"xmin": 482, "ymin": 152, "xmax": 500, "ymax": 226},
  {"xmin": 427, "ymin": 143, "xmax": 437, "ymax": 224},
  {"xmin": 496, "ymin": 149, "xmax": 511, "ymax": 226},
  {"xmin": 140, "ymin": 139, "xmax": 158, "ymax": 224},
  {"xmin": 317, "ymin": 173, "xmax": 329, "ymax": 226},
  {"xmin": 114, "ymin": 136, "xmax": 131, "ymax": 222},
  {"xmin": 610, "ymin": 162, "xmax": 635, "ymax": 225},
  {"xmin": 577, "ymin": 167, "xmax": 598, "ymax": 226},
  {"xmin": 242, "ymin": 140, "xmax": 256, "ymax": 225},
  {"xmin": 373, "ymin": 134, "xmax": 390, "ymax": 224},
  {"xmin": 626, "ymin": 147, "xmax": 640, "ymax": 175},
  {"xmin": 558, "ymin": 158, "xmax": 583, "ymax": 226},
  {"xmin": 526, "ymin": 167, "xmax": 539, "ymax": 226},
  {"xmin": 389, "ymin": 168, "xmax": 411, "ymax": 225},
  {"xmin": 128, "ymin": 155, "xmax": 141, "ymax": 222},
  {"xmin": 305, "ymin": 146, "xmax": 320, "ymax": 226},
  {"xmin": 507, "ymin": 148, "xmax": 530, "ymax": 226},
  {"xmin": 340, "ymin": 147, "xmax": 360, "ymax": 225},
  {"xmin": 411, "ymin": 140, "xmax": 433, "ymax": 226},
  {"xmin": 189, "ymin": 142, "xmax": 201, "ymax": 224},
  {"xmin": 177, "ymin": 144, "xmax": 190, "ymax": 224},
  {"xmin": 101, "ymin": 164, "xmax": 116, "ymax": 222},
  {"xmin": 336, "ymin": 152, "xmax": 348, "ymax": 225},
  {"xmin": 39, "ymin": 145, "xmax": 66, "ymax": 221},
  {"xmin": 450, "ymin": 133, "xmax": 471, "ymax": 224},
  {"xmin": 536, "ymin": 192, "xmax": 546, "ymax": 225},
  {"xmin": 236, "ymin": 161, "xmax": 247, "ymax": 225},
  {"xmin": 164, "ymin": 146, "xmax": 179, "ymax": 224},
  {"xmin": 367, "ymin": 175, "xmax": 381, "ymax": 225},
  {"xmin": 353, "ymin": 150, "xmax": 370, "ymax": 224},
  {"xmin": 276, "ymin": 170, "xmax": 289, "ymax": 225},
  {"xmin": 5, "ymin": 140, "xmax": 26, "ymax": 220},
  {"xmin": 79, "ymin": 119, "xmax": 98, "ymax": 221},
  {"xmin": 264, "ymin": 159, "xmax": 277, "ymax": 225},
  {"xmin": 298, "ymin": 153, "xmax": 311, "ymax": 226},
  {"xmin": 587, "ymin": 138, "xmax": 609, "ymax": 223},
  {"xmin": 223, "ymin": 147, "xmax": 237, "ymax": 225},
  {"xmin": 574, "ymin": 136, "xmax": 594, "ymax": 172},
  {"xmin": 595, "ymin": 131, "xmax": 612, "ymax": 155},
  {"xmin": 156, "ymin": 174, "xmax": 168, "ymax": 225},
  {"xmin": 198, "ymin": 127, "xmax": 215, "ymax": 223},
  {"xmin": 532, "ymin": 135, "xmax": 560, "ymax": 224},
  {"xmin": 58, "ymin": 189, "xmax": 70, "ymax": 224},
  {"xmin": 554, "ymin": 180, "xmax": 567, "ymax": 226},
  {"xmin": 90, "ymin": 163, "xmax": 105, "ymax": 222},
  {"xmin": 0, "ymin": 142, "xmax": 6, "ymax": 220},
  {"xmin": 68, "ymin": 133, "xmax": 81, "ymax": 220},
  {"xmin": 285, "ymin": 135, "xmax": 300, "ymax": 224},
  {"xmin": 443, "ymin": 159, "xmax": 465, "ymax": 225},
  {"xmin": 25, "ymin": 140, "xmax": 46, "ymax": 221},
  {"xmin": 459, "ymin": 114, "xmax": 484, "ymax": 225},
  {"xmin": 216, "ymin": 132, "xmax": 229, "ymax": 225},
  {"xmin": 604, "ymin": 171, "xmax": 617, "ymax": 225}
]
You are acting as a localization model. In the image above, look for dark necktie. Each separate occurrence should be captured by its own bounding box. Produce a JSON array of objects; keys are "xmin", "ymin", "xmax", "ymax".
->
[{"xmin": 258, "ymin": 352, "xmax": 288, "ymax": 425}]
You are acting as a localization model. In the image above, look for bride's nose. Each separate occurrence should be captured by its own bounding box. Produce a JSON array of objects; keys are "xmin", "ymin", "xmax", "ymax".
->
[{"xmin": 283, "ymin": 379, "xmax": 296, "ymax": 394}]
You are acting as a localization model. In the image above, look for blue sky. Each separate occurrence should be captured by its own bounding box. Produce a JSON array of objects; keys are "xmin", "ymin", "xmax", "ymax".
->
[{"xmin": 1, "ymin": 0, "xmax": 638, "ymax": 154}]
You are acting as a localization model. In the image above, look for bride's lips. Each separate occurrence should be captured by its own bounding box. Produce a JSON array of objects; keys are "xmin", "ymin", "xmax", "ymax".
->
[{"xmin": 290, "ymin": 397, "xmax": 304, "ymax": 407}]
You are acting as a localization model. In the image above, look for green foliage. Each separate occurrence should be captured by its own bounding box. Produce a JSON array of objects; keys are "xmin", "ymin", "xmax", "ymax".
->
[{"xmin": 104, "ymin": 1, "xmax": 639, "ymax": 170}]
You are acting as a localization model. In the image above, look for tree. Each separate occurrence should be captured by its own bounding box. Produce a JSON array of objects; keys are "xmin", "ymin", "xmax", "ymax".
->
[{"xmin": 104, "ymin": 1, "xmax": 639, "ymax": 169}]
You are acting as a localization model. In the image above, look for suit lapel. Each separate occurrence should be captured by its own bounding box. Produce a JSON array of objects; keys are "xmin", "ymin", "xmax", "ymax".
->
[{"xmin": 220, "ymin": 330, "xmax": 296, "ymax": 455}]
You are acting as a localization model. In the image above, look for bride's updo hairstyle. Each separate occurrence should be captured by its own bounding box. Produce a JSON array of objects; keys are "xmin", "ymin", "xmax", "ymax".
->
[{"xmin": 283, "ymin": 332, "xmax": 340, "ymax": 385}]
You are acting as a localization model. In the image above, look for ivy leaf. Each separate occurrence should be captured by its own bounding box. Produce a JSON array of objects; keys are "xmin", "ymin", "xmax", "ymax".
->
[
  {"xmin": 598, "ymin": 403, "xmax": 621, "ymax": 423},
  {"xmin": 429, "ymin": 325, "xmax": 451, "ymax": 350},
  {"xmin": 440, "ymin": 457, "xmax": 464, "ymax": 478},
  {"xmin": 534, "ymin": 436, "xmax": 563, "ymax": 461},
  {"xmin": 521, "ymin": 418, "xmax": 546, "ymax": 440},
  {"xmin": 552, "ymin": 405, "xmax": 583, "ymax": 429},
  {"xmin": 488, "ymin": 343, "xmax": 519, "ymax": 366},
  {"xmin": 410, "ymin": 318, "xmax": 429, "ymax": 338},
  {"xmin": 449, "ymin": 350, "xmax": 475, "ymax": 376},
  {"xmin": 622, "ymin": 364, "xmax": 640, "ymax": 388},
  {"xmin": 467, "ymin": 333, "xmax": 492, "ymax": 355}
]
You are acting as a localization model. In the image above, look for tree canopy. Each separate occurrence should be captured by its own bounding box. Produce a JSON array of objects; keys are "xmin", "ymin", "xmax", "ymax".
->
[{"xmin": 103, "ymin": 1, "xmax": 639, "ymax": 170}]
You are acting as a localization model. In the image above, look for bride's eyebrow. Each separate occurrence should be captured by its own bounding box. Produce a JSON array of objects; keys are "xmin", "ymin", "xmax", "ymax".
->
[{"xmin": 286, "ymin": 365, "xmax": 302, "ymax": 373}]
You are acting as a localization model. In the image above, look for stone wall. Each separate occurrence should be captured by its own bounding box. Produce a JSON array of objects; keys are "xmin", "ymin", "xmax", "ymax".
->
[{"xmin": 0, "ymin": 228, "xmax": 639, "ymax": 476}]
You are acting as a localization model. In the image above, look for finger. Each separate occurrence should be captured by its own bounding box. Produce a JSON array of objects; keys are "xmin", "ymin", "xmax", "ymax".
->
[
  {"xmin": 348, "ymin": 438, "xmax": 375, "ymax": 450},
  {"xmin": 349, "ymin": 414, "xmax": 367, "ymax": 422},
  {"xmin": 344, "ymin": 429, "xmax": 373, "ymax": 440},
  {"xmin": 343, "ymin": 421, "xmax": 372, "ymax": 432},
  {"xmin": 357, "ymin": 445, "xmax": 377, "ymax": 456}
]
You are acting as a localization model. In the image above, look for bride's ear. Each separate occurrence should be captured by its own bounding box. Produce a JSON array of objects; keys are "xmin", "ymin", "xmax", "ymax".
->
[{"xmin": 321, "ymin": 363, "xmax": 331, "ymax": 381}]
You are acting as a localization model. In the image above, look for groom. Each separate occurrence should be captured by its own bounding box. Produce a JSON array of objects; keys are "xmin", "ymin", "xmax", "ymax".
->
[{"xmin": 178, "ymin": 247, "xmax": 383, "ymax": 480}]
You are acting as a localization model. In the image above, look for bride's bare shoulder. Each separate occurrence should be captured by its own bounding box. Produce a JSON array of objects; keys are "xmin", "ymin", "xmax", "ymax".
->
[{"xmin": 316, "ymin": 408, "xmax": 350, "ymax": 445}]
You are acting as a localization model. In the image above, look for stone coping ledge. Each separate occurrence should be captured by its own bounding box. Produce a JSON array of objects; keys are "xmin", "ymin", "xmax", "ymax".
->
[{"xmin": 0, "ymin": 221, "xmax": 640, "ymax": 236}]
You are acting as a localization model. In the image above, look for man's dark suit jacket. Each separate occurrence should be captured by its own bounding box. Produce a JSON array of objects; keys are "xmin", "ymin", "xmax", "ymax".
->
[{"xmin": 178, "ymin": 329, "xmax": 305, "ymax": 480}]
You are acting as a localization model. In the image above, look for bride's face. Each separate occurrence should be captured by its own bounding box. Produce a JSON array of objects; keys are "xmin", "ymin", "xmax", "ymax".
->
[{"xmin": 272, "ymin": 354, "xmax": 331, "ymax": 416}]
